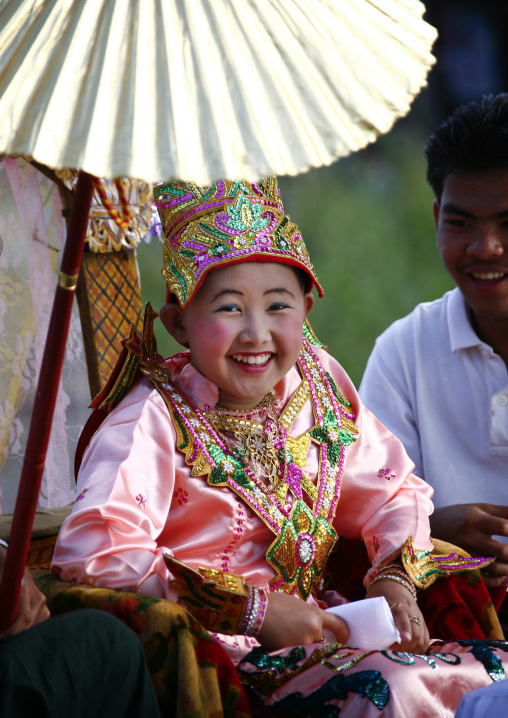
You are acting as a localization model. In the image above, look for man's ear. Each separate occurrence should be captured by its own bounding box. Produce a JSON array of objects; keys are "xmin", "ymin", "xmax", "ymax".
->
[
  {"xmin": 159, "ymin": 303, "xmax": 189, "ymax": 347},
  {"xmin": 433, "ymin": 198, "xmax": 440, "ymax": 230}
]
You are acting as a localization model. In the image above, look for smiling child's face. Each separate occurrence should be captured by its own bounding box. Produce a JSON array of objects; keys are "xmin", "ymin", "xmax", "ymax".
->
[{"xmin": 160, "ymin": 262, "xmax": 314, "ymax": 410}]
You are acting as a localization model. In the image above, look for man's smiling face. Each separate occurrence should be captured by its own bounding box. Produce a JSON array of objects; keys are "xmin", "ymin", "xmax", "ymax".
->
[{"xmin": 434, "ymin": 170, "xmax": 508, "ymax": 330}]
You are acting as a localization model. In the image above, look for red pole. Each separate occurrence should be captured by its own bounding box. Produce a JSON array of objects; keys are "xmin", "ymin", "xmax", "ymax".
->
[{"xmin": 0, "ymin": 170, "xmax": 95, "ymax": 632}]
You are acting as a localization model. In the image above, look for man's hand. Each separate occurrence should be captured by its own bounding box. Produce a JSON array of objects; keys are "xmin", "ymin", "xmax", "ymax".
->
[
  {"xmin": 0, "ymin": 549, "xmax": 50, "ymax": 639},
  {"xmin": 256, "ymin": 592, "xmax": 349, "ymax": 651},
  {"xmin": 430, "ymin": 504, "xmax": 508, "ymax": 587},
  {"xmin": 366, "ymin": 580, "xmax": 429, "ymax": 653}
]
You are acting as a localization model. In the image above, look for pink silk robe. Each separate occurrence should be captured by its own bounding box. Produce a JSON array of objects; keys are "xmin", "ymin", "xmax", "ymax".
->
[{"xmin": 52, "ymin": 348, "xmax": 508, "ymax": 717}]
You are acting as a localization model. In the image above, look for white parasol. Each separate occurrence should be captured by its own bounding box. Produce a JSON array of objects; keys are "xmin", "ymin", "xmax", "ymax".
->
[
  {"xmin": 0, "ymin": 0, "xmax": 436, "ymax": 184},
  {"xmin": 0, "ymin": 0, "xmax": 436, "ymax": 631}
]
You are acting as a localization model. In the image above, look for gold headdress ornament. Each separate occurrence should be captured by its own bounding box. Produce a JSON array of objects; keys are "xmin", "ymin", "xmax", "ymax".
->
[{"xmin": 153, "ymin": 176, "xmax": 323, "ymax": 308}]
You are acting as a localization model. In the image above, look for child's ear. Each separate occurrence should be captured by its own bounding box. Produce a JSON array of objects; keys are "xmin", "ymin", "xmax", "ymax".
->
[
  {"xmin": 159, "ymin": 303, "xmax": 189, "ymax": 347},
  {"xmin": 303, "ymin": 292, "xmax": 314, "ymax": 319}
]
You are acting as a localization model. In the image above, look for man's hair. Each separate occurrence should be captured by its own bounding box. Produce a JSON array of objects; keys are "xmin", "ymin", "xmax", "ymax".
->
[{"xmin": 425, "ymin": 93, "xmax": 508, "ymax": 201}]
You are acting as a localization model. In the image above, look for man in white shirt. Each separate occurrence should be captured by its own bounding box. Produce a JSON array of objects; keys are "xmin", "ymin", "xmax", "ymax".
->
[{"xmin": 359, "ymin": 94, "xmax": 508, "ymax": 589}]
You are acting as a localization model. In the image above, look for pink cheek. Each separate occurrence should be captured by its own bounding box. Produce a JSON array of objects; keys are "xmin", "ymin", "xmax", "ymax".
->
[
  {"xmin": 283, "ymin": 320, "xmax": 306, "ymax": 350},
  {"xmin": 191, "ymin": 320, "xmax": 232, "ymax": 351}
]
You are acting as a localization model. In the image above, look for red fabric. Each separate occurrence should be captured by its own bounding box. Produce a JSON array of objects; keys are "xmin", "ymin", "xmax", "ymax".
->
[
  {"xmin": 418, "ymin": 572, "xmax": 500, "ymax": 640},
  {"xmin": 490, "ymin": 584, "xmax": 507, "ymax": 613}
]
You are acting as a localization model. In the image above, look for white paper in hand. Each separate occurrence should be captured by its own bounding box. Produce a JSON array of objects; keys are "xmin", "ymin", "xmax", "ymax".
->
[{"xmin": 325, "ymin": 597, "xmax": 401, "ymax": 650}]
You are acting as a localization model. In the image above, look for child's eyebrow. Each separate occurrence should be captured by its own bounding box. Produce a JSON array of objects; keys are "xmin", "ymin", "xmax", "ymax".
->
[
  {"xmin": 210, "ymin": 287, "xmax": 295, "ymax": 302},
  {"xmin": 264, "ymin": 288, "xmax": 296, "ymax": 298},
  {"xmin": 210, "ymin": 289, "xmax": 243, "ymax": 302}
]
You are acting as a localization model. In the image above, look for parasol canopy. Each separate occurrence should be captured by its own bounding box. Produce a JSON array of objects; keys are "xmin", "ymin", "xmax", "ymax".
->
[{"xmin": 0, "ymin": 0, "xmax": 436, "ymax": 184}]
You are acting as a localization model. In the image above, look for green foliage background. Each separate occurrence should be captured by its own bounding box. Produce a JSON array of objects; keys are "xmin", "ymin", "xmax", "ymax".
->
[{"xmin": 136, "ymin": 125, "xmax": 454, "ymax": 388}]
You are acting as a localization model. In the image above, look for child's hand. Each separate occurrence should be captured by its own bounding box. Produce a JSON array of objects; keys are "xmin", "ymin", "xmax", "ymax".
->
[
  {"xmin": 256, "ymin": 592, "xmax": 349, "ymax": 651},
  {"xmin": 366, "ymin": 580, "xmax": 429, "ymax": 653}
]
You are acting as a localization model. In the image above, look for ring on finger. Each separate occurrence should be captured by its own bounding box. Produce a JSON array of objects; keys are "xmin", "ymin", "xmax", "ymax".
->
[
  {"xmin": 409, "ymin": 616, "xmax": 420, "ymax": 625},
  {"xmin": 319, "ymin": 635, "xmax": 326, "ymax": 643},
  {"xmin": 389, "ymin": 602, "xmax": 403, "ymax": 610}
]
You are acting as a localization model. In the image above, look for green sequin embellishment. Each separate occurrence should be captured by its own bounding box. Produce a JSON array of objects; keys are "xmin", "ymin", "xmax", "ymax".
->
[
  {"xmin": 207, "ymin": 444, "xmax": 251, "ymax": 487},
  {"xmin": 457, "ymin": 640, "xmax": 508, "ymax": 682},
  {"xmin": 200, "ymin": 184, "xmax": 217, "ymax": 203},
  {"xmin": 310, "ymin": 410, "xmax": 356, "ymax": 466},
  {"xmin": 380, "ymin": 650, "xmax": 415, "ymax": 666},
  {"xmin": 198, "ymin": 222, "xmax": 229, "ymax": 243},
  {"xmin": 303, "ymin": 321, "xmax": 323, "ymax": 348},
  {"xmin": 274, "ymin": 670, "xmax": 389, "ymax": 716},
  {"xmin": 153, "ymin": 184, "xmax": 186, "ymax": 198},
  {"xmin": 267, "ymin": 501, "xmax": 338, "ymax": 600},
  {"xmin": 325, "ymin": 372, "xmax": 352, "ymax": 408},
  {"xmin": 224, "ymin": 195, "xmax": 269, "ymax": 232},
  {"xmin": 244, "ymin": 646, "xmax": 306, "ymax": 673},
  {"xmin": 172, "ymin": 410, "xmax": 190, "ymax": 452},
  {"xmin": 167, "ymin": 257, "xmax": 188, "ymax": 302},
  {"xmin": 211, "ymin": 241, "xmax": 229, "ymax": 256},
  {"xmin": 227, "ymin": 180, "xmax": 251, "ymax": 198}
]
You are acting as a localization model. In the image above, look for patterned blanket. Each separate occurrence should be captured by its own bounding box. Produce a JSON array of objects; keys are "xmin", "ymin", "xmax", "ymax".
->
[{"xmin": 35, "ymin": 571, "xmax": 252, "ymax": 718}]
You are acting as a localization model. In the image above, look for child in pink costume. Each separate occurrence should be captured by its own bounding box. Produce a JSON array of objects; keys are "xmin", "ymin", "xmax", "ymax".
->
[{"xmin": 53, "ymin": 178, "xmax": 508, "ymax": 717}]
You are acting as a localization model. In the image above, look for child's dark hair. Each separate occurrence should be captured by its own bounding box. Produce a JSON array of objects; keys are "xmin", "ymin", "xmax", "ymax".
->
[
  {"xmin": 425, "ymin": 93, "xmax": 508, "ymax": 201},
  {"xmin": 293, "ymin": 266, "xmax": 311, "ymax": 294}
]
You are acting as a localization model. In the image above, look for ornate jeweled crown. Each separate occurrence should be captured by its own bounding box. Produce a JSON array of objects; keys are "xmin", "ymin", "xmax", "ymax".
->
[{"xmin": 153, "ymin": 176, "xmax": 323, "ymax": 307}]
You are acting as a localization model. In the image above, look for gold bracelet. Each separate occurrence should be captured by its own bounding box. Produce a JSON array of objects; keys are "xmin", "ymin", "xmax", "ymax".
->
[
  {"xmin": 370, "ymin": 573, "xmax": 417, "ymax": 600},
  {"xmin": 371, "ymin": 565, "xmax": 418, "ymax": 594}
]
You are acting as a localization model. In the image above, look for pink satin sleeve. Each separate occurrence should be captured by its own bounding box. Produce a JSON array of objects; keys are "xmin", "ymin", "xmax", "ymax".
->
[{"xmin": 51, "ymin": 379, "xmax": 180, "ymax": 598}]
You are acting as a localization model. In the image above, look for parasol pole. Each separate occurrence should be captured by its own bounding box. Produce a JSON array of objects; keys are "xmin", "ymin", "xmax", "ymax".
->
[{"xmin": 0, "ymin": 170, "xmax": 94, "ymax": 632}]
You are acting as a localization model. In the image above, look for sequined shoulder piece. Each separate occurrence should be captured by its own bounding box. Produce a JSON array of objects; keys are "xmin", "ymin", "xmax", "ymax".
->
[
  {"xmin": 92, "ymin": 302, "xmax": 166, "ymax": 413},
  {"xmin": 402, "ymin": 536, "xmax": 494, "ymax": 589},
  {"xmin": 74, "ymin": 304, "xmax": 168, "ymax": 476}
]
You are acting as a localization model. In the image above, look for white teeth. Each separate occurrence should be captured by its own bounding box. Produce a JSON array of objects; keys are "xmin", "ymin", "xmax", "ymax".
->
[
  {"xmin": 472, "ymin": 272, "xmax": 505, "ymax": 280},
  {"xmin": 231, "ymin": 353, "xmax": 271, "ymax": 365}
]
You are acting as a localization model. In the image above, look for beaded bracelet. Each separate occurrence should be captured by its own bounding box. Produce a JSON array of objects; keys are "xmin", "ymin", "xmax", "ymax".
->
[
  {"xmin": 370, "ymin": 564, "xmax": 418, "ymax": 595},
  {"xmin": 370, "ymin": 572, "xmax": 417, "ymax": 600},
  {"xmin": 245, "ymin": 586, "xmax": 260, "ymax": 636},
  {"xmin": 239, "ymin": 585, "xmax": 268, "ymax": 637},
  {"xmin": 237, "ymin": 585, "xmax": 255, "ymax": 635},
  {"xmin": 389, "ymin": 566, "xmax": 418, "ymax": 596},
  {"xmin": 251, "ymin": 587, "xmax": 268, "ymax": 637},
  {"xmin": 375, "ymin": 565, "xmax": 417, "ymax": 585}
]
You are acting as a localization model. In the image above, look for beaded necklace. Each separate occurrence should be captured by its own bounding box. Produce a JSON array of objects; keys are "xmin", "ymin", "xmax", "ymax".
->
[
  {"xmin": 207, "ymin": 390, "xmax": 285, "ymax": 492},
  {"xmin": 152, "ymin": 338, "xmax": 358, "ymax": 600}
]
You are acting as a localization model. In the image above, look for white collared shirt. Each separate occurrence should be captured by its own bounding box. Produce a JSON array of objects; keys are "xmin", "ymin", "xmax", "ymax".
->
[{"xmin": 359, "ymin": 288, "xmax": 508, "ymax": 512}]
